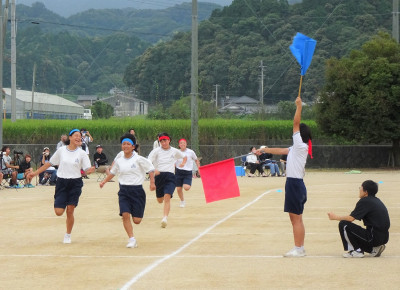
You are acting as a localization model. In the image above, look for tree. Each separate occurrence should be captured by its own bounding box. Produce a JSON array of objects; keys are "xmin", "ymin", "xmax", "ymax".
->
[
  {"xmin": 316, "ymin": 32, "xmax": 400, "ymax": 166},
  {"xmin": 91, "ymin": 101, "xmax": 114, "ymax": 119}
]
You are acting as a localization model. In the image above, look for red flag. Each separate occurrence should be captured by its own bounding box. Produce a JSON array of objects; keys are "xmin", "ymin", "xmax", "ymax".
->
[{"xmin": 199, "ymin": 158, "xmax": 240, "ymax": 203}]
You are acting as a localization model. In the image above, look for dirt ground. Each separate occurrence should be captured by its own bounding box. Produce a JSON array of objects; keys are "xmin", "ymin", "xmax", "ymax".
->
[{"xmin": 0, "ymin": 170, "xmax": 399, "ymax": 289}]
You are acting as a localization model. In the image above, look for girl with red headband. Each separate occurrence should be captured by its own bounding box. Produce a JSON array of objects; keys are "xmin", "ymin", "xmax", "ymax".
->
[
  {"xmin": 148, "ymin": 132, "xmax": 187, "ymax": 228},
  {"xmin": 175, "ymin": 138, "xmax": 201, "ymax": 208},
  {"xmin": 257, "ymin": 96, "xmax": 313, "ymax": 258}
]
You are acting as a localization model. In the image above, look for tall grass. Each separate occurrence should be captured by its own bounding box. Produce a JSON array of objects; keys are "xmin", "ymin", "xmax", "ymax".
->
[{"xmin": 2, "ymin": 118, "xmax": 319, "ymax": 144}]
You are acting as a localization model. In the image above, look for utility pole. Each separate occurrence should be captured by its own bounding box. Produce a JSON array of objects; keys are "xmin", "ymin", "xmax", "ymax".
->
[
  {"xmin": 31, "ymin": 63, "xmax": 36, "ymax": 119},
  {"xmin": 0, "ymin": 0, "xmax": 3, "ymax": 146},
  {"xmin": 0, "ymin": 0, "xmax": 9, "ymax": 146},
  {"xmin": 214, "ymin": 84, "xmax": 220, "ymax": 109},
  {"xmin": 11, "ymin": 0, "xmax": 16, "ymax": 122},
  {"xmin": 393, "ymin": 0, "xmax": 399, "ymax": 42},
  {"xmin": 259, "ymin": 60, "xmax": 266, "ymax": 106},
  {"xmin": 190, "ymin": 0, "xmax": 199, "ymax": 154}
]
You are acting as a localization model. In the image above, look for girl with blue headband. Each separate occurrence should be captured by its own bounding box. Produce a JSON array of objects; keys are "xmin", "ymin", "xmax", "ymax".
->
[
  {"xmin": 100, "ymin": 133, "xmax": 155, "ymax": 248},
  {"xmin": 28, "ymin": 129, "xmax": 95, "ymax": 244}
]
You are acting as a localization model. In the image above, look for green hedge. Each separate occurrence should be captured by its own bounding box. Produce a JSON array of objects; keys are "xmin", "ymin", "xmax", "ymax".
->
[{"xmin": 2, "ymin": 118, "xmax": 320, "ymax": 144}]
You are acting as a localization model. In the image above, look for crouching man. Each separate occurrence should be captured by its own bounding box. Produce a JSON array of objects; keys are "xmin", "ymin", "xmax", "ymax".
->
[{"xmin": 328, "ymin": 180, "xmax": 390, "ymax": 258}]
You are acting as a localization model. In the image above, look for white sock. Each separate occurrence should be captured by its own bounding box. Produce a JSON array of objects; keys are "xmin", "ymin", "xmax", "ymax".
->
[
  {"xmin": 129, "ymin": 237, "xmax": 136, "ymax": 242},
  {"xmin": 65, "ymin": 233, "xmax": 71, "ymax": 238}
]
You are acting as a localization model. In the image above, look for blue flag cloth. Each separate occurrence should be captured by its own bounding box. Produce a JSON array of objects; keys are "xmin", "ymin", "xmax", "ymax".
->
[{"xmin": 289, "ymin": 33, "xmax": 317, "ymax": 76}]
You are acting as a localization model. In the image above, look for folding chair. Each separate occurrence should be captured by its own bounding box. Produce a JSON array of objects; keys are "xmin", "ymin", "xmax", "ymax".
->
[{"xmin": 95, "ymin": 165, "xmax": 108, "ymax": 182}]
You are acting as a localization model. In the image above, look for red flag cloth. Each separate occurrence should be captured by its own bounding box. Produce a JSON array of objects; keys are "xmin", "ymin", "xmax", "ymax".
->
[{"xmin": 199, "ymin": 158, "xmax": 240, "ymax": 203}]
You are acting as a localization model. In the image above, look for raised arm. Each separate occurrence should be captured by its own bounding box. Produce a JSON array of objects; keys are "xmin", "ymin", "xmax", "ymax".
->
[{"xmin": 293, "ymin": 96, "xmax": 302, "ymax": 133}]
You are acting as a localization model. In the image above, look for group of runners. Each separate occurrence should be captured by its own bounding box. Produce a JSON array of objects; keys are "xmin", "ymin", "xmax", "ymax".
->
[
  {"xmin": 27, "ymin": 96, "xmax": 390, "ymax": 257},
  {"xmin": 27, "ymin": 130, "xmax": 200, "ymax": 248}
]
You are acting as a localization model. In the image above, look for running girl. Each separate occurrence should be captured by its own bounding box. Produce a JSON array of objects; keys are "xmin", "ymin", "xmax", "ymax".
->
[
  {"xmin": 175, "ymin": 138, "xmax": 200, "ymax": 208},
  {"xmin": 148, "ymin": 132, "xmax": 187, "ymax": 228},
  {"xmin": 100, "ymin": 134, "xmax": 155, "ymax": 248},
  {"xmin": 28, "ymin": 129, "xmax": 95, "ymax": 244}
]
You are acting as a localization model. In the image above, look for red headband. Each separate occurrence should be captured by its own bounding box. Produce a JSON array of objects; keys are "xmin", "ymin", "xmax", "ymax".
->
[
  {"xmin": 308, "ymin": 140, "xmax": 313, "ymax": 159},
  {"xmin": 159, "ymin": 136, "xmax": 170, "ymax": 141},
  {"xmin": 179, "ymin": 138, "xmax": 187, "ymax": 143}
]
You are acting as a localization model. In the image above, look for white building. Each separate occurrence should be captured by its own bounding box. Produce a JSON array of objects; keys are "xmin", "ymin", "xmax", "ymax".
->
[{"xmin": 3, "ymin": 88, "xmax": 84, "ymax": 120}]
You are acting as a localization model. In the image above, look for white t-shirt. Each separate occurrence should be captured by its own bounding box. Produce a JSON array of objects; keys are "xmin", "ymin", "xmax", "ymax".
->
[
  {"xmin": 246, "ymin": 153, "xmax": 258, "ymax": 163},
  {"xmin": 148, "ymin": 146, "xmax": 185, "ymax": 173},
  {"xmin": 113, "ymin": 151, "xmax": 124, "ymax": 162},
  {"xmin": 2, "ymin": 154, "xmax": 12, "ymax": 173},
  {"xmin": 50, "ymin": 146, "xmax": 92, "ymax": 179},
  {"xmin": 286, "ymin": 131, "xmax": 308, "ymax": 179},
  {"xmin": 82, "ymin": 135, "xmax": 91, "ymax": 154},
  {"xmin": 110, "ymin": 152, "xmax": 154, "ymax": 185},
  {"xmin": 175, "ymin": 148, "xmax": 198, "ymax": 171}
]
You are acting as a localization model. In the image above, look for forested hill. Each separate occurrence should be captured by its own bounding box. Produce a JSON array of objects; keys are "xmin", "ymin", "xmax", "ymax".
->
[
  {"xmin": 123, "ymin": 0, "xmax": 393, "ymax": 106},
  {"xmin": 2, "ymin": 2, "xmax": 221, "ymax": 95},
  {"xmin": 16, "ymin": 2, "xmax": 222, "ymax": 43}
]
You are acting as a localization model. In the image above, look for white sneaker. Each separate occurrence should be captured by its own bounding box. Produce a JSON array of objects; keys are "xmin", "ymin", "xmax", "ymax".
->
[
  {"xmin": 284, "ymin": 247, "xmax": 306, "ymax": 257},
  {"xmin": 180, "ymin": 201, "xmax": 186, "ymax": 208},
  {"xmin": 370, "ymin": 244, "xmax": 386, "ymax": 257},
  {"xmin": 63, "ymin": 234, "xmax": 71, "ymax": 244},
  {"xmin": 343, "ymin": 250, "xmax": 364, "ymax": 258},
  {"xmin": 126, "ymin": 239, "xmax": 138, "ymax": 248},
  {"xmin": 161, "ymin": 217, "xmax": 168, "ymax": 228}
]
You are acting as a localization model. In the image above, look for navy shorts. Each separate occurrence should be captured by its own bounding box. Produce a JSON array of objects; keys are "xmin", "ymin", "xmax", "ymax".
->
[
  {"xmin": 54, "ymin": 178, "xmax": 83, "ymax": 208},
  {"xmin": 284, "ymin": 177, "xmax": 307, "ymax": 215},
  {"xmin": 155, "ymin": 172, "xmax": 176, "ymax": 198},
  {"xmin": 118, "ymin": 184, "xmax": 146, "ymax": 218},
  {"xmin": 175, "ymin": 168, "xmax": 193, "ymax": 187}
]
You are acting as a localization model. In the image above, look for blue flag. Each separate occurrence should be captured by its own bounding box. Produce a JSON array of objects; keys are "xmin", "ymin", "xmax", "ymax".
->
[{"xmin": 290, "ymin": 32, "xmax": 317, "ymax": 76}]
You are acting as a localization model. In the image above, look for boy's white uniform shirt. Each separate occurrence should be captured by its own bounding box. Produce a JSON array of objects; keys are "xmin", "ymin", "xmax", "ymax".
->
[
  {"xmin": 148, "ymin": 147, "xmax": 185, "ymax": 173},
  {"xmin": 50, "ymin": 146, "xmax": 91, "ymax": 179},
  {"xmin": 175, "ymin": 148, "xmax": 198, "ymax": 171},
  {"xmin": 110, "ymin": 152, "xmax": 155, "ymax": 185},
  {"xmin": 286, "ymin": 131, "xmax": 308, "ymax": 179}
]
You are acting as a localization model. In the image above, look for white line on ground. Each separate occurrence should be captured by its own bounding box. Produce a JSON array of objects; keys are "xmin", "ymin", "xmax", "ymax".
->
[
  {"xmin": 1, "ymin": 254, "xmax": 398, "ymax": 259},
  {"xmin": 120, "ymin": 189, "xmax": 274, "ymax": 290}
]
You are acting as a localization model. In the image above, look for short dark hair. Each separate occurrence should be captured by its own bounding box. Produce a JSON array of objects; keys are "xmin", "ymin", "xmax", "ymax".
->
[
  {"xmin": 2, "ymin": 146, "xmax": 9, "ymax": 152},
  {"xmin": 158, "ymin": 132, "xmax": 171, "ymax": 142},
  {"xmin": 361, "ymin": 180, "xmax": 378, "ymax": 196},
  {"xmin": 120, "ymin": 133, "xmax": 139, "ymax": 152},
  {"xmin": 249, "ymin": 146, "xmax": 256, "ymax": 151},
  {"xmin": 300, "ymin": 123, "xmax": 312, "ymax": 143}
]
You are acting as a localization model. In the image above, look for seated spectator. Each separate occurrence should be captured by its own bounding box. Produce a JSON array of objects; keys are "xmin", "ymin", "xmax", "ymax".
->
[
  {"xmin": 279, "ymin": 154, "xmax": 287, "ymax": 177},
  {"xmin": 246, "ymin": 146, "xmax": 267, "ymax": 177},
  {"xmin": 1, "ymin": 146, "xmax": 21, "ymax": 188},
  {"xmin": 56, "ymin": 134, "xmax": 67, "ymax": 150},
  {"xmin": 93, "ymin": 145, "xmax": 109, "ymax": 173},
  {"xmin": 39, "ymin": 147, "xmax": 57, "ymax": 185},
  {"xmin": 259, "ymin": 146, "xmax": 281, "ymax": 177},
  {"xmin": 18, "ymin": 154, "xmax": 34, "ymax": 188}
]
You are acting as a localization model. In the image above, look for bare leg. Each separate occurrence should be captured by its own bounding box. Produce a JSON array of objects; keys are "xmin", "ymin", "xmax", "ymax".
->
[
  {"xmin": 177, "ymin": 187, "xmax": 184, "ymax": 202},
  {"xmin": 289, "ymin": 213, "xmax": 305, "ymax": 247},
  {"xmin": 163, "ymin": 194, "xmax": 171, "ymax": 217},
  {"xmin": 65, "ymin": 205, "xmax": 76, "ymax": 234},
  {"xmin": 122, "ymin": 213, "xmax": 133, "ymax": 238}
]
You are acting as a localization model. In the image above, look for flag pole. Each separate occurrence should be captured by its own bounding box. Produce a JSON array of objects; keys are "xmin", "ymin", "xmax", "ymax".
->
[
  {"xmin": 298, "ymin": 75, "xmax": 303, "ymax": 97},
  {"xmin": 233, "ymin": 153, "xmax": 251, "ymax": 160}
]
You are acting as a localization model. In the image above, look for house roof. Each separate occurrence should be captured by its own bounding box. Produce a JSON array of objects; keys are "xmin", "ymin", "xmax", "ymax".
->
[
  {"xmin": 226, "ymin": 96, "xmax": 259, "ymax": 104},
  {"xmin": 3, "ymin": 88, "xmax": 82, "ymax": 108},
  {"xmin": 77, "ymin": 95, "xmax": 98, "ymax": 101}
]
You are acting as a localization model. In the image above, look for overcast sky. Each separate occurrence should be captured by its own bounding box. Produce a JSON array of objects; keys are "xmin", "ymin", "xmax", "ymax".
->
[{"xmin": 17, "ymin": 0, "xmax": 234, "ymax": 17}]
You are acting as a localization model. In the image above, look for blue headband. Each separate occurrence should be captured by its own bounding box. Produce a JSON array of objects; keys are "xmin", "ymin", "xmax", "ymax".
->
[
  {"xmin": 121, "ymin": 138, "xmax": 134, "ymax": 145},
  {"xmin": 69, "ymin": 129, "xmax": 80, "ymax": 136}
]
